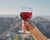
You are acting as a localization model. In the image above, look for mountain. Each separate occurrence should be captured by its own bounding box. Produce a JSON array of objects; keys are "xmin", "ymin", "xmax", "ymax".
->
[{"xmin": 0, "ymin": 16, "xmax": 50, "ymax": 38}]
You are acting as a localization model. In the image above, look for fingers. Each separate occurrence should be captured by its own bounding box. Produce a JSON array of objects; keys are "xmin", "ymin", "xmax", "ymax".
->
[
  {"xmin": 22, "ymin": 20, "xmax": 34, "ymax": 31},
  {"xmin": 26, "ymin": 23, "xmax": 35, "ymax": 31},
  {"xmin": 25, "ymin": 25, "xmax": 30, "ymax": 31},
  {"xmin": 25, "ymin": 25, "xmax": 28, "ymax": 31},
  {"xmin": 24, "ymin": 24, "xmax": 34, "ymax": 31},
  {"xmin": 27, "ymin": 23, "xmax": 34, "ymax": 28},
  {"xmin": 22, "ymin": 20, "xmax": 30, "ymax": 24}
]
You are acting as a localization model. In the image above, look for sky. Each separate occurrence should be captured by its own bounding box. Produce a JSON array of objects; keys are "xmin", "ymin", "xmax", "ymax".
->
[{"xmin": 0, "ymin": 0, "xmax": 50, "ymax": 16}]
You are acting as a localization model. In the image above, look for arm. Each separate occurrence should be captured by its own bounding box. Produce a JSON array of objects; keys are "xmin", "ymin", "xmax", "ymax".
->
[{"xmin": 29, "ymin": 25, "xmax": 48, "ymax": 40}]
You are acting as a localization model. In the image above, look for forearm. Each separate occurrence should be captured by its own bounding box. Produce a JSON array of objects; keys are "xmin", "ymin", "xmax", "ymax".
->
[{"xmin": 29, "ymin": 26, "xmax": 48, "ymax": 40}]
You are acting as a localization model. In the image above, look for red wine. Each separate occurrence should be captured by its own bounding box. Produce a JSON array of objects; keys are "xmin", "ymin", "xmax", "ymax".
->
[{"xmin": 20, "ymin": 12, "xmax": 32, "ymax": 21}]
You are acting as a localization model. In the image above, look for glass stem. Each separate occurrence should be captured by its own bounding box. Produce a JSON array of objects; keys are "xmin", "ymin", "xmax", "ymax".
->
[{"xmin": 22, "ymin": 20, "xmax": 26, "ymax": 33}]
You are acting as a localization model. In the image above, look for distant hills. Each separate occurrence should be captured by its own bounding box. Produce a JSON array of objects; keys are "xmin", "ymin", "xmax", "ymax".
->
[
  {"xmin": 0, "ymin": 14, "xmax": 17, "ymax": 17},
  {"xmin": 0, "ymin": 16, "xmax": 50, "ymax": 38},
  {"xmin": 0, "ymin": 14, "xmax": 50, "ymax": 18}
]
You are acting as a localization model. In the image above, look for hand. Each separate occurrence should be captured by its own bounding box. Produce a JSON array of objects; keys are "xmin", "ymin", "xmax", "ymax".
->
[
  {"xmin": 22, "ymin": 20, "xmax": 49, "ymax": 40},
  {"xmin": 22, "ymin": 20, "xmax": 34, "ymax": 32}
]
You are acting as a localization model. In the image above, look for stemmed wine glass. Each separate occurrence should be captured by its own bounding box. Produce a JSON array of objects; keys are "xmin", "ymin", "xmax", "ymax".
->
[{"xmin": 19, "ymin": 7, "xmax": 32, "ymax": 33}]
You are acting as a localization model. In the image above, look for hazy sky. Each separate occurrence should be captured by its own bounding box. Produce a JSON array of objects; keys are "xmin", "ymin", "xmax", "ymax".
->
[{"xmin": 0, "ymin": 0, "xmax": 50, "ymax": 16}]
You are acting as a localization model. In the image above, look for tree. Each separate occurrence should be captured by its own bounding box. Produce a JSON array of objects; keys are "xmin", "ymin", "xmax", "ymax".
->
[
  {"xmin": 23, "ymin": 39, "xmax": 25, "ymax": 40},
  {"xmin": 31, "ymin": 37, "xmax": 35, "ymax": 40},
  {"xmin": 13, "ymin": 35, "xmax": 21, "ymax": 40},
  {"xmin": 31, "ymin": 38, "xmax": 33, "ymax": 40}
]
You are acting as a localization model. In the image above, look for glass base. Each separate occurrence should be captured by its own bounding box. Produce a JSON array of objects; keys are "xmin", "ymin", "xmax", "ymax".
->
[{"xmin": 18, "ymin": 30, "xmax": 30, "ymax": 34}]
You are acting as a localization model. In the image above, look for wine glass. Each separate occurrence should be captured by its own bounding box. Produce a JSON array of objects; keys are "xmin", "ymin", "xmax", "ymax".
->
[{"xmin": 19, "ymin": 7, "xmax": 32, "ymax": 33}]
